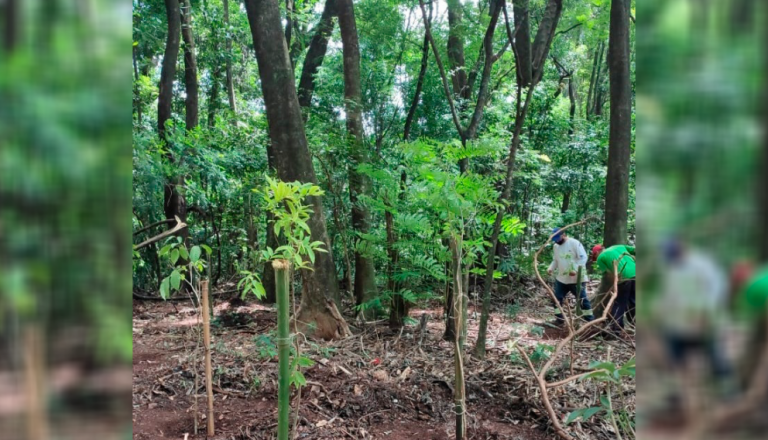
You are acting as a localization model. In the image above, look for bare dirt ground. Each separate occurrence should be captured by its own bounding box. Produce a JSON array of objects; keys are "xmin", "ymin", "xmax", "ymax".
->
[{"xmin": 132, "ymin": 280, "xmax": 635, "ymax": 440}]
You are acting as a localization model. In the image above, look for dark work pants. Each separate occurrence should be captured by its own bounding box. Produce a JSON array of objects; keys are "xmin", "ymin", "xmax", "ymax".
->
[
  {"xmin": 610, "ymin": 279, "xmax": 635, "ymax": 329},
  {"xmin": 553, "ymin": 281, "xmax": 594, "ymax": 323}
]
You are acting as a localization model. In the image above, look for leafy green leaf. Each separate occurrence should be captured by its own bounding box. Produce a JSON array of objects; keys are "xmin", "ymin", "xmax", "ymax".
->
[
  {"xmin": 178, "ymin": 246, "xmax": 189, "ymax": 261},
  {"xmin": 297, "ymin": 356, "xmax": 315, "ymax": 367},
  {"xmin": 158, "ymin": 244, "xmax": 173, "ymax": 257},
  {"xmin": 565, "ymin": 409, "xmax": 585, "ymax": 424},
  {"xmin": 201, "ymin": 244, "xmax": 213, "ymax": 255},
  {"xmin": 254, "ymin": 282, "xmax": 266, "ymax": 299},
  {"xmin": 582, "ymin": 407, "xmax": 604, "ymax": 420},
  {"xmin": 160, "ymin": 278, "xmax": 170, "ymax": 300},
  {"xmin": 190, "ymin": 246, "xmax": 201, "ymax": 263},
  {"xmin": 291, "ymin": 370, "xmax": 307, "ymax": 387},
  {"xmin": 170, "ymin": 270, "xmax": 181, "ymax": 290},
  {"xmin": 171, "ymin": 249, "xmax": 180, "ymax": 265}
]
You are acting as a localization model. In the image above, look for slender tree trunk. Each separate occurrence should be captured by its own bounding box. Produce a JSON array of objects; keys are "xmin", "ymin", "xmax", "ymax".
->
[
  {"xmin": 512, "ymin": 0, "xmax": 532, "ymax": 87},
  {"xmin": 403, "ymin": 7, "xmax": 431, "ymax": 142},
  {"xmin": 390, "ymin": 26, "xmax": 430, "ymax": 326},
  {"xmin": 297, "ymin": 0, "xmax": 337, "ymax": 111},
  {"xmin": 464, "ymin": 1, "xmax": 502, "ymax": 141},
  {"xmin": 603, "ymin": 0, "xmax": 631, "ymax": 247},
  {"xmin": 337, "ymin": 0, "xmax": 377, "ymax": 318},
  {"xmin": 244, "ymin": 0, "xmax": 348, "ymax": 339},
  {"xmin": 473, "ymin": 86, "xmax": 536, "ymax": 357},
  {"xmin": 593, "ymin": 42, "xmax": 607, "ymax": 116},
  {"xmin": 133, "ymin": 45, "xmax": 143, "ymax": 125},
  {"xmin": 207, "ymin": 65, "xmax": 221, "ymax": 127},
  {"xmin": 446, "ymin": 0, "xmax": 470, "ymax": 172},
  {"xmin": 586, "ymin": 44, "xmax": 600, "ymax": 118},
  {"xmin": 223, "ymin": 0, "xmax": 236, "ymax": 113},
  {"xmin": 530, "ymin": 0, "xmax": 563, "ymax": 84},
  {"xmin": 159, "ymin": 0, "xmax": 189, "ymax": 260},
  {"xmin": 474, "ymin": 0, "xmax": 562, "ymax": 358},
  {"xmin": 181, "ymin": 0, "xmax": 199, "ymax": 130}
]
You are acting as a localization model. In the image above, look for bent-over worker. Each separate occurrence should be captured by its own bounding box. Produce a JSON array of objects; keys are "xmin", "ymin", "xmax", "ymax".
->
[{"xmin": 547, "ymin": 228, "xmax": 595, "ymax": 324}]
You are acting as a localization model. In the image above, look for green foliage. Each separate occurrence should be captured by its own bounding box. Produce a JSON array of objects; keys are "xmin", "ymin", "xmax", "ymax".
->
[
  {"xmin": 154, "ymin": 237, "xmax": 213, "ymax": 299},
  {"xmin": 505, "ymin": 303, "xmax": 522, "ymax": 320},
  {"xmin": 529, "ymin": 343, "xmax": 555, "ymax": 367},
  {"xmin": 529, "ymin": 325, "xmax": 545, "ymax": 337},
  {"xmin": 565, "ymin": 357, "xmax": 636, "ymax": 432},
  {"xmin": 256, "ymin": 176, "xmax": 327, "ymax": 270},
  {"xmin": 253, "ymin": 333, "xmax": 278, "ymax": 360}
]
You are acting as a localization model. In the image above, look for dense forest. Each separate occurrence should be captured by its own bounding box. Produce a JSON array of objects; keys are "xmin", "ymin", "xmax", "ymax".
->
[{"xmin": 132, "ymin": 0, "xmax": 636, "ymax": 438}]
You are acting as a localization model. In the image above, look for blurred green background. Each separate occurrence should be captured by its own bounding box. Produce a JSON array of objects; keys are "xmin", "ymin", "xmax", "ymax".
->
[{"xmin": 0, "ymin": 0, "xmax": 132, "ymax": 439}]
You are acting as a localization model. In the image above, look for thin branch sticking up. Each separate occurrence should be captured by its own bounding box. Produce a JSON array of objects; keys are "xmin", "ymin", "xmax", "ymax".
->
[{"xmin": 133, "ymin": 218, "xmax": 176, "ymax": 236}]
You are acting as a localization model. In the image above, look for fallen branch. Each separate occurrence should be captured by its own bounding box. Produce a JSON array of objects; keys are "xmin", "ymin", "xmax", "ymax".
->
[{"xmin": 134, "ymin": 216, "xmax": 187, "ymax": 250}]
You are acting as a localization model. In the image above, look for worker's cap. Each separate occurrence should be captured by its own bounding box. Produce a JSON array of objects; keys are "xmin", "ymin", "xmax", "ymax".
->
[
  {"xmin": 662, "ymin": 237, "xmax": 683, "ymax": 262},
  {"xmin": 592, "ymin": 244, "xmax": 604, "ymax": 254},
  {"xmin": 551, "ymin": 227, "xmax": 563, "ymax": 242}
]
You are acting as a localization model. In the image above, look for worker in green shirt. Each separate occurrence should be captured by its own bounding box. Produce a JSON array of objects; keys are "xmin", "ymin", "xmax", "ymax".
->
[
  {"xmin": 595, "ymin": 244, "xmax": 636, "ymax": 333},
  {"xmin": 731, "ymin": 263, "xmax": 768, "ymax": 389}
]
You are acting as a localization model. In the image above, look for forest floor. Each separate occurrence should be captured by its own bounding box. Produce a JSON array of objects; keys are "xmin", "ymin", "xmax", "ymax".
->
[{"xmin": 132, "ymin": 278, "xmax": 636, "ymax": 440}]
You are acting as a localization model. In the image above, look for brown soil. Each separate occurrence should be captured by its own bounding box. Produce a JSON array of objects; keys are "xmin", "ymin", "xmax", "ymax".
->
[{"xmin": 133, "ymin": 287, "xmax": 634, "ymax": 439}]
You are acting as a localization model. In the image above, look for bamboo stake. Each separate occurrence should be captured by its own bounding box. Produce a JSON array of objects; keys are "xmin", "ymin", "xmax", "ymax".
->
[
  {"xmin": 273, "ymin": 260, "xmax": 291, "ymax": 440},
  {"xmin": 449, "ymin": 236, "xmax": 466, "ymax": 440},
  {"xmin": 24, "ymin": 324, "xmax": 47, "ymax": 440},
  {"xmin": 201, "ymin": 280, "xmax": 215, "ymax": 437}
]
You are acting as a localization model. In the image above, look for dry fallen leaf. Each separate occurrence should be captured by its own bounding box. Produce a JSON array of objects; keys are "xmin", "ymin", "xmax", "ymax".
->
[
  {"xmin": 316, "ymin": 419, "xmax": 329, "ymax": 428},
  {"xmin": 398, "ymin": 366, "xmax": 411, "ymax": 382},
  {"xmin": 371, "ymin": 370, "xmax": 389, "ymax": 381},
  {"xmin": 354, "ymin": 384, "xmax": 363, "ymax": 396}
]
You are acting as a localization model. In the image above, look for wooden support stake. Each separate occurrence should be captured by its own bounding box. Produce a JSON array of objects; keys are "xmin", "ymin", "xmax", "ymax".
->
[
  {"xmin": 201, "ymin": 280, "xmax": 215, "ymax": 437},
  {"xmin": 24, "ymin": 324, "xmax": 48, "ymax": 440}
]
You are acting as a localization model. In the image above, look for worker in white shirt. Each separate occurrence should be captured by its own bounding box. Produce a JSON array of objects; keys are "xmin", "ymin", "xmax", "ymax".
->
[
  {"xmin": 547, "ymin": 228, "xmax": 595, "ymax": 324},
  {"xmin": 654, "ymin": 238, "xmax": 733, "ymax": 404}
]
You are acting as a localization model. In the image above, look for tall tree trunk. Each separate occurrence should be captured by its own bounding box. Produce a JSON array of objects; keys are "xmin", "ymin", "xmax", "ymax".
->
[
  {"xmin": 223, "ymin": 0, "xmax": 236, "ymax": 113},
  {"xmin": 159, "ymin": 0, "xmax": 189, "ymax": 263},
  {"xmin": 244, "ymin": 0, "xmax": 348, "ymax": 339},
  {"xmin": 446, "ymin": 0, "xmax": 470, "ymax": 172},
  {"xmin": 181, "ymin": 0, "xmax": 199, "ymax": 130},
  {"xmin": 297, "ymin": 0, "xmax": 337, "ymax": 110},
  {"xmin": 2, "ymin": 0, "xmax": 18, "ymax": 51},
  {"xmin": 158, "ymin": 0, "xmax": 181, "ymax": 141},
  {"xmin": 530, "ymin": 0, "xmax": 563, "ymax": 85},
  {"xmin": 603, "ymin": 0, "xmax": 631, "ymax": 247},
  {"xmin": 337, "ymin": 0, "xmax": 377, "ymax": 318},
  {"xmin": 512, "ymin": 0, "xmax": 532, "ymax": 87},
  {"xmin": 446, "ymin": 0, "xmax": 469, "ymax": 101}
]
